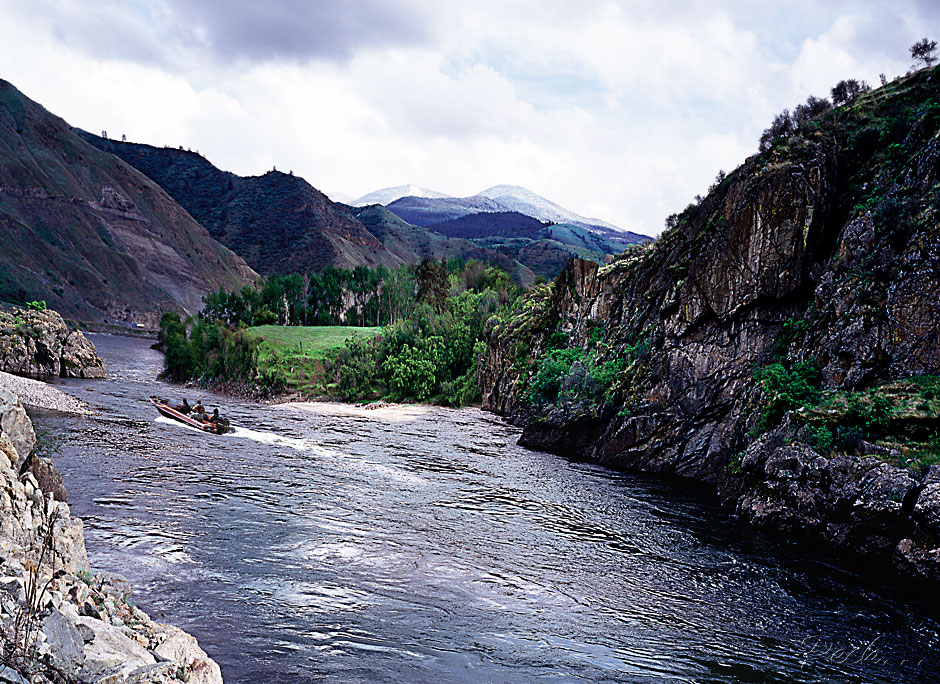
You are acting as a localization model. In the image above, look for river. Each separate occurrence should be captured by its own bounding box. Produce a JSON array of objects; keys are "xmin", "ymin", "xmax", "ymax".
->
[{"xmin": 29, "ymin": 333, "xmax": 940, "ymax": 683}]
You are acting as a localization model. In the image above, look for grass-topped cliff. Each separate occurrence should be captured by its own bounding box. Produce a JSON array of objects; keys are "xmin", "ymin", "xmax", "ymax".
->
[{"xmin": 480, "ymin": 65, "xmax": 940, "ymax": 581}]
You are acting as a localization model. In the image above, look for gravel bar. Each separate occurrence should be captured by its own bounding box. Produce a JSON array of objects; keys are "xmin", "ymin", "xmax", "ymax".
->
[{"xmin": 0, "ymin": 370, "xmax": 92, "ymax": 414}]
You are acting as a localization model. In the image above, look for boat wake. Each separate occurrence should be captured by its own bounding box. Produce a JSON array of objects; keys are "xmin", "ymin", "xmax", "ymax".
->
[
  {"xmin": 155, "ymin": 417, "xmax": 333, "ymax": 455},
  {"xmin": 227, "ymin": 425, "xmax": 333, "ymax": 455}
]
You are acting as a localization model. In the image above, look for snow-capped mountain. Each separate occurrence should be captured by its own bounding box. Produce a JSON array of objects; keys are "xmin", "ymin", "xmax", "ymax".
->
[
  {"xmin": 478, "ymin": 185, "xmax": 621, "ymax": 232},
  {"xmin": 351, "ymin": 183, "xmax": 642, "ymax": 238},
  {"xmin": 353, "ymin": 185, "xmax": 449, "ymax": 206}
]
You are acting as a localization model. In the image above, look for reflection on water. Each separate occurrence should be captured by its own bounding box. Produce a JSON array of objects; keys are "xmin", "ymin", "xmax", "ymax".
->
[{"xmin": 30, "ymin": 334, "xmax": 940, "ymax": 684}]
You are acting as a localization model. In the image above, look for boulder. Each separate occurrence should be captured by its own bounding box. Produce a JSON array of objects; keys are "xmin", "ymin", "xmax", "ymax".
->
[
  {"xmin": 764, "ymin": 445, "xmax": 812, "ymax": 480},
  {"xmin": 76, "ymin": 615, "xmax": 157, "ymax": 681},
  {"xmin": 854, "ymin": 462, "xmax": 917, "ymax": 515},
  {"xmin": 153, "ymin": 623, "xmax": 224, "ymax": 684},
  {"xmin": 29, "ymin": 455, "xmax": 68, "ymax": 502},
  {"xmin": 0, "ymin": 665, "xmax": 28, "ymax": 684},
  {"xmin": 0, "ymin": 387, "xmax": 35, "ymax": 470},
  {"xmin": 61, "ymin": 331, "xmax": 106, "ymax": 378},
  {"xmin": 913, "ymin": 483, "xmax": 940, "ymax": 539},
  {"xmin": 0, "ymin": 309, "xmax": 105, "ymax": 379},
  {"xmin": 41, "ymin": 607, "xmax": 86, "ymax": 672},
  {"xmin": 894, "ymin": 538, "xmax": 940, "ymax": 583}
]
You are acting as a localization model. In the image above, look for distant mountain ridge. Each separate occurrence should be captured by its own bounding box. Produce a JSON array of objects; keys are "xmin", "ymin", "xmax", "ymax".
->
[
  {"xmin": 352, "ymin": 185, "xmax": 449, "ymax": 206},
  {"xmin": 358, "ymin": 183, "xmax": 650, "ymax": 244},
  {"xmin": 83, "ymin": 137, "xmax": 646, "ymax": 282},
  {"xmin": 385, "ymin": 195, "xmax": 508, "ymax": 227},
  {"xmin": 478, "ymin": 185, "xmax": 622, "ymax": 233},
  {"xmin": 0, "ymin": 79, "xmax": 255, "ymax": 326}
]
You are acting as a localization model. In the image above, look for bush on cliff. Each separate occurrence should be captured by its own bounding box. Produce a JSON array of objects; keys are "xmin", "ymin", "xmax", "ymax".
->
[{"xmin": 753, "ymin": 361, "xmax": 821, "ymax": 430}]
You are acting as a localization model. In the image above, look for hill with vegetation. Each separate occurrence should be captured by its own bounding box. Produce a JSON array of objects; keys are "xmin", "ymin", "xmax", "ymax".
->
[
  {"xmin": 0, "ymin": 79, "xmax": 256, "ymax": 326},
  {"xmin": 159, "ymin": 258, "xmax": 522, "ymax": 405},
  {"xmin": 78, "ymin": 133, "xmax": 405, "ymax": 276},
  {"xmin": 481, "ymin": 65, "xmax": 940, "ymax": 583},
  {"xmin": 349, "ymin": 204, "xmax": 537, "ymax": 283},
  {"xmin": 80, "ymin": 136, "xmax": 632, "ymax": 282}
]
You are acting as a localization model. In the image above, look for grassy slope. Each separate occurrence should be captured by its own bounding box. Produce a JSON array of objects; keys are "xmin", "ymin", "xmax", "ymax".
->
[{"xmin": 246, "ymin": 325, "xmax": 382, "ymax": 394}]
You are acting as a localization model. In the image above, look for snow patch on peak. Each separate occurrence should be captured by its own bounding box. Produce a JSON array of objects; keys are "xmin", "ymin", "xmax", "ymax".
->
[
  {"xmin": 477, "ymin": 185, "xmax": 621, "ymax": 231},
  {"xmin": 353, "ymin": 185, "xmax": 449, "ymax": 206},
  {"xmin": 325, "ymin": 190, "xmax": 355, "ymax": 204}
]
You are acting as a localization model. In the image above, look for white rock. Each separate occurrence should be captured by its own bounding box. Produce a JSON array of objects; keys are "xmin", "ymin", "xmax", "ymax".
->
[
  {"xmin": 76, "ymin": 615, "xmax": 157, "ymax": 681},
  {"xmin": 153, "ymin": 623, "xmax": 223, "ymax": 684}
]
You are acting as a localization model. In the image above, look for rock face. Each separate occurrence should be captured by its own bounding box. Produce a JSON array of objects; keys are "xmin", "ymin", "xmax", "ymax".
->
[
  {"xmin": 481, "ymin": 67, "xmax": 940, "ymax": 582},
  {"xmin": 0, "ymin": 391, "xmax": 223, "ymax": 683},
  {"xmin": 0, "ymin": 308, "xmax": 105, "ymax": 379}
]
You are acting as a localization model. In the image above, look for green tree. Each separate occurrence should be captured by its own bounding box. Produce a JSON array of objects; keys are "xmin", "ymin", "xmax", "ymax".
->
[
  {"xmin": 416, "ymin": 259, "xmax": 448, "ymax": 313},
  {"xmin": 911, "ymin": 37, "xmax": 938, "ymax": 68}
]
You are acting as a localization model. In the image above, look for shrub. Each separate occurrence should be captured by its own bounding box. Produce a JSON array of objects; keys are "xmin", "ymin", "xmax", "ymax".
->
[
  {"xmin": 529, "ymin": 348, "xmax": 586, "ymax": 402},
  {"xmin": 25, "ymin": 300, "xmax": 46, "ymax": 311},
  {"xmin": 383, "ymin": 342, "xmax": 439, "ymax": 401},
  {"xmin": 804, "ymin": 424, "xmax": 834, "ymax": 454},
  {"xmin": 845, "ymin": 392, "xmax": 893, "ymax": 437},
  {"xmin": 753, "ymin": 361, "xmax": 821, "ymax": 429}
]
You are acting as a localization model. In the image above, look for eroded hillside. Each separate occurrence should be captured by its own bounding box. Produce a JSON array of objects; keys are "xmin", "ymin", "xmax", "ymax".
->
[{"xmin": 0, "ymin": 80, "xmax": 256, "ymax": 325}]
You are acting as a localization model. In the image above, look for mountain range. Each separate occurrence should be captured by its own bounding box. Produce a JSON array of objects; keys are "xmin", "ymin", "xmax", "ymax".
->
[
  {"xmin": 79, "ymin": 137, "xmax": 650, "ymax": 284},
  {"xmin": 0, "ymin": 76, "xmax": 650, "ymax": 324},
  {"xmin": 350, "ymin": 183, "xmax": 645, "ymax": 242},
  {"xmin": 77, "ymin": 134, "xmax": 404, "ymax": 276}
]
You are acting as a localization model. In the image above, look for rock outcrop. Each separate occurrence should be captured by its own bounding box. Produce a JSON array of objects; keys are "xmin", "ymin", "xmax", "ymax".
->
[
  {"xmin": 481, "ymin": 67, "xmax": 940, "ymax": 582},
  {"xmin": 0, "ymin": 391, "xmax": 222, "ymax": 682},
  {"xmin": 0, "ymin": 309, "xmax": 105, "ymax": 379}
]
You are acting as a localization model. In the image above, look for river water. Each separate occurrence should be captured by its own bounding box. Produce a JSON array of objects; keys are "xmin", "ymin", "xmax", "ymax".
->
[{"xmin": 29, "ymin": 334, "xmax": 940, "ymax": 683}]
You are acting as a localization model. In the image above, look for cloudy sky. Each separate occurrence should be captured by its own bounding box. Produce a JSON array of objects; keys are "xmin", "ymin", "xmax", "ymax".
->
[{"xmin": 1, "ymin": 1, "xmax": 937, "ymax": 235}]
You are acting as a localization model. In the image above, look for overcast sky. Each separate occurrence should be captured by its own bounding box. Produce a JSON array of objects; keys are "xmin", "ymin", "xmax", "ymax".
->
[{"xmin": 1, "ymin": 1, "xmax": 937, "ymax": 235}]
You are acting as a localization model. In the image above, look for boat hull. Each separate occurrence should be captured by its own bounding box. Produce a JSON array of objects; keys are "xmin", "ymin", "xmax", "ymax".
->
[{"xmin": 150, "ymin": 397, "xmax": 229, "ymax": 434}]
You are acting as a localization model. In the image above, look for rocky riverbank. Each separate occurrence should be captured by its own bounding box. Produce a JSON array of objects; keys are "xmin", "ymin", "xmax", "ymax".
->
[
  {"xmin": 480, "ymin": 68, "xmax": 940, "ymax": 584},
  {"xmin": 0, "ymin": 309, "xmax": 105, "ymax": 380},
  {"xmin": 0, "ymin": 372, "xmax": 222, "ymax": 682}
]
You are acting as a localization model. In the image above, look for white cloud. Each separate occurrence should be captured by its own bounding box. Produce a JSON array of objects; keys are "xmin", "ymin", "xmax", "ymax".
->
[{"xmin": 1, "ymin": 0, "xmax": 938, "ymax": 236}]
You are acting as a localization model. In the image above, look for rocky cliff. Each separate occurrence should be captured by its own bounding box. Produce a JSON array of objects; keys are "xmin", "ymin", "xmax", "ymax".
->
[
  {"xmin": 0, "ymin": 308, "xmax": 105, "ymax": 379},
  {"xmin": 0, "ymin": 389, "xmax": 222, "ymax": 683},
  {"xmin": 481, "ymin": 67, "xmax": 940, "ymax": 582},
  {"xmin": 0, "ymin": 79, "xmax": 256, "ymax": 326}
]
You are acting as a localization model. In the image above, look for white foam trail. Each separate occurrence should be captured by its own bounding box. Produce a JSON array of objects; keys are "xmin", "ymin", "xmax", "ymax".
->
[
  {"xmin": 154, "ymin": 416, "xmax": 333, "ymax": 455},
  {"xmin": 227, "ymin": 425, "xmax": 334, "ymax": 456}
]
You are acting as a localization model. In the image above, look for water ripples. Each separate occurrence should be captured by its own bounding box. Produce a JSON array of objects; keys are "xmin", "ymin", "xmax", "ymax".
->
[{"xmin": 30, "ymin": 334, "xmax": 940, "ymax": 684}]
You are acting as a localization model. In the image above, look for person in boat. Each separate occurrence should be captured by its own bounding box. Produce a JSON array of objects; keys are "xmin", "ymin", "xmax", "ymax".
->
[
  {"xmin": 173, "ymin": 398, "xmax": 192, "ymax": 414},
  {"xmin": 209, "ymin": 408, "xmax": 230, "ymax": 429},
  {"xmin": 192, "ymin": 401, "xmax": 208, "ymax": 422}
]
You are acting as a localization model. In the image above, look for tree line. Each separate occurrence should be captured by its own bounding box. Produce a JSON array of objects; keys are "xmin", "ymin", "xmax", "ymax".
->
[
  {"xmin": 159, "ymin": 259, "xmax": 524, "ymax": 403},
  {"xmin": 200, "ymin": 259, "xmax": 517, "ymax": 329}
]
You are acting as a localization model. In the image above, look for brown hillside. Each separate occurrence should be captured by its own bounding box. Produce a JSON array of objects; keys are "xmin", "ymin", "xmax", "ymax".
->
[{"xmin": 0, "ymin": 79, "xmax": 256, "ymax": 326}]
